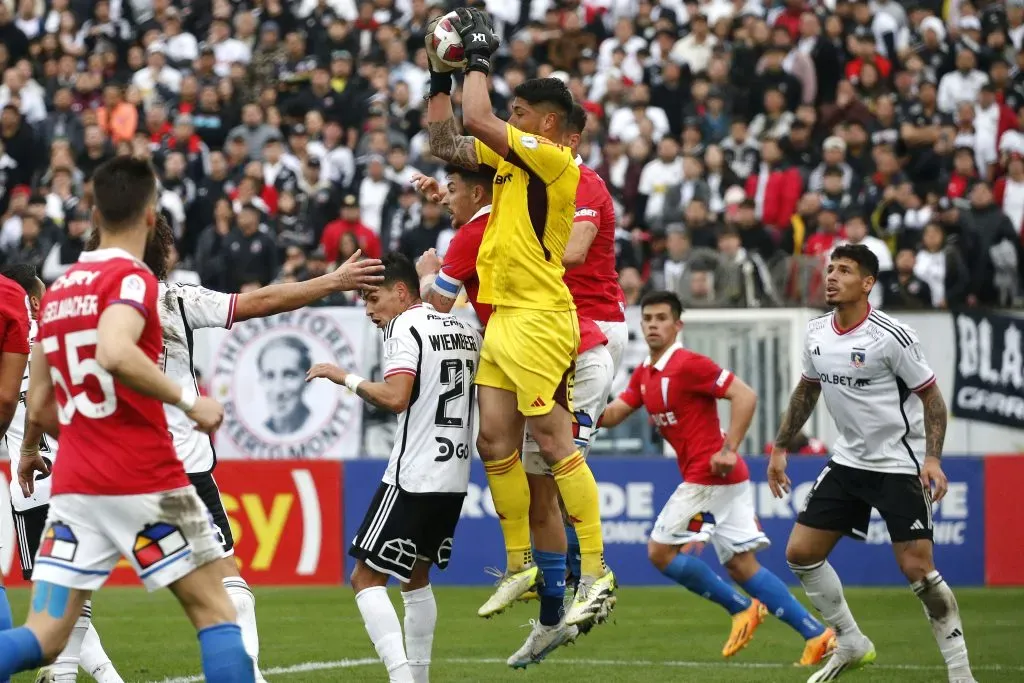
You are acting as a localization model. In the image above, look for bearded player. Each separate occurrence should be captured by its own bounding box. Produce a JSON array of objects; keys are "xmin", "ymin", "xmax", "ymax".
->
[
  {"xmin": 425, "ymin": 7, "xmax": 614, "ymax": 647},
  {"xmin": 0, "ymin": 157, "xmax": 252, "ymax": 683},
  {"xmin": 600, "ymin": 290, "xmax": 836, "ymax": 666}
]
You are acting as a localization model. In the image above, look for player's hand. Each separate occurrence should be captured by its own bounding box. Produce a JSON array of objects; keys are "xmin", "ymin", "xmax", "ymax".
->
[
  {"xmin": 411, "ymin": 173, "xmax": 445, "ymax": 203},
  {"xmin": 417, "ymin": 248, "xmax": 443, "ymax": 277},
  {"xmin": 920, "ymin": 456, "xmax": 948, "ymax": 503},
  {"xmin": 18, "ymin": 452, "xmax": 49, "ymax": 498},
  {"xmin": 187, "ymin": 396, "xmax": 224, "ymax": 434},
  {"xmin": 767, "ymin": 447, "xmax": 791, "ymax": 498},
  {"xmin": 332, "ymin": 249, "xmax": 384, "ymax": 292},
  {"xmin": 450, "ymin": 8, "xmax": 500, "ymax": 74},
  {"xmin": 306, "ymin": 363, "xmax": 346, "ymax": 385},
  {"xmin": 424, "ymin": 15, "xmax": 456, "ymax": 74},
  {"xmin": 710, "ymin": 447, "xmax": 738, "ymax": 478}
]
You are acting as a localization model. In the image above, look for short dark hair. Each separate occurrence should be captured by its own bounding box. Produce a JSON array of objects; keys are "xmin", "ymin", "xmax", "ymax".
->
[
  {"xmin": 830, "ymin": 243, "xmax": 879, "ymax": 278},
  {"xmin": 380, "ymin": 252, "xmax": 420, "ymax": 298},
  {"xmin": 446, "ymin": 164, "xmax": 496, "ymax": 195},
  {"xmin": 92, "ymin": 156, "xmax": 157, "ymax": 231},
  {"xmin": 640, "ymin": 290, "xmax": 684, "ymax": 320},
  {"xmin": 513, "ymin": 78, "xmax": 574, "ymax": 124},
  {"xmin": 0, "ymin": 262, "xmax": 42, "ymax": 298},
  {"xmin": 567, "ymin": 102, "xmax": 588, "ymax": 134}
]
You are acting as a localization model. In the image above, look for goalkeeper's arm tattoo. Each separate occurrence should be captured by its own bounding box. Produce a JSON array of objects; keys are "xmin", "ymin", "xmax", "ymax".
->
[
  {"xmin": 428, "ymin": 117, "xmax": 480, "ymax": 170},
  {"xmin": 774, "ymin": 379, "xmax": 821, "ymax": 448}
]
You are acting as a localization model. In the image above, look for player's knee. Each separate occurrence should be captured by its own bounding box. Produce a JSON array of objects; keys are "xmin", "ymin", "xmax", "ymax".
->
[
  {"xmin": 647, "ymin": 541, "xmax": 678, "ymax": 571},
  {"xmin": 895, "ymin": 551, "xmax": 934, "ymax": 584},
  {"xmin": 724, "ymin": 552, "xmax": 760, "ymax": 583},
  {"xmin": 350, "ymin": 561, "xmax": 387, "ymax": 593},
  {"xmin": 475, "ymin": 429, "xmax": 506, "ymax": 461},
  {"xmin": 785, "ymin": 536, "xmax": 826, "ymax": 567}
]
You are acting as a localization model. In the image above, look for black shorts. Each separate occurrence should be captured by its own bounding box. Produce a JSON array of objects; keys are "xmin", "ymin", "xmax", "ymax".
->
[
  {"xmin": 189, "ymin": 472, "xmax": 234, "ymax": 555},
  {"xmin": 11, "ymin": 505, "xmax": 48, "ymax": 580},
  {"xmin": 349, "ymin": 482, "xmax": 464, "ymax": 583},
  {"xmin": 798, "ymin": 461, "xmax": 933, "ymax": 543}
]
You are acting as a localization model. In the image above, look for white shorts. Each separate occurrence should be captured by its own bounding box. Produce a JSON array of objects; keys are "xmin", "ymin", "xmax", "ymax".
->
[
  {"xmin": 595, "ymin": 319, "xmax": 628, "ymax": 372},
  {"xmin": 32, "ymin": 486, "xmax": 223, "ymax": 592},
  {"xmin": 649, "ymin": 480, "xmax": 771, "ymax": 564},
  {"xmin": 523, "ymin": 343, "xmax": 615, "ymax": 475}
]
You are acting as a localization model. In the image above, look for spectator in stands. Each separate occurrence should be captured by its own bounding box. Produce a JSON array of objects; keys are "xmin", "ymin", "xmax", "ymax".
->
[
  {"xmin": 962, "ymin": 181, "xmax": 1022, "ymax": 306},
  {"xmin": 880, "ymin": 249, "xmax": 934, "ymax": 309},
  {"xmin": 746, "ymin": 137, "xmax": 802, "ymax": 233},
  {"xmin": 222, "ymin": 202, "xmax": 277, "ymax": 290},
  {"xmin": 41, "ymin": 207, "xmax": 89, "ymax": 283},
  {"xmin": 715, "ymin": 226, "xmax": 780, "ymax": 308},
  {"xmin": 938, "ymin": 48, "xmax": 989, "ymax": 114},
  {"xmin": 914, "ymin": 222, "xmax": 971, "ymax": 309}
]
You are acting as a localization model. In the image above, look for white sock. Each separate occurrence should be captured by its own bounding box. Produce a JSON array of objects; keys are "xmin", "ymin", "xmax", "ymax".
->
[
  {"xmin": 402, "ymin": 585, "xmax": 437, "ymax": 683},
  {"xmin": 356, "ymin": 586, "xmax": 414, "ymax": 683},
  {"xmin": 51, "ymin": 602, "xmax": 92, "ymax": 681},
  {"xmin": 223, "ymin": 577, "xmax": 264, "ymax": 680},
  {"xmin": 911, "ymin": 571, "xmax": 972, "ymax": 678},
  {"xmin": 789, "ymin": 561, "xmax": 866, "ymax": 649},
  {"xmin": 81, "ymin": 621, "xmax": 124, "ymax": 683}
]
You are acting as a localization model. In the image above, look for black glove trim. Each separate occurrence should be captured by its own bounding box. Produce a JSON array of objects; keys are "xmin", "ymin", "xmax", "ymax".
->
[
  {"xmin": 428, "ymin": 71, "xmax": 454, "ymax": 97},
  {"xmin": 465, "ymin": 53, "xmax": 492, "ymax": 76}
]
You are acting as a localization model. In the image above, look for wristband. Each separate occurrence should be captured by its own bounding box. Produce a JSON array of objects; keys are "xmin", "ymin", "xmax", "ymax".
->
[
  {"xmin": 429, "ymin": 71, "xmax": 454, "ymax": 97},
  {"xmin": 344, "ymin": 374, "xmax": 366, "ymax": 393},
  {"xmin": 465, "ymin": 54, "xmax": 492, "ymax": 76},
  {"xmin": 420, "ymin": 274, "xmax": 436, "ymax": 299},
  {"xmin": 175, "ymin": 390, "xmax": 197, "ymax": 413}
]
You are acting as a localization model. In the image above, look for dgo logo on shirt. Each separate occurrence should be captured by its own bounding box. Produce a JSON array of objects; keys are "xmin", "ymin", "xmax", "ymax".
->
[{"xmin": 210, "ymin": 310, "xmax": 359, "ymax": 459}]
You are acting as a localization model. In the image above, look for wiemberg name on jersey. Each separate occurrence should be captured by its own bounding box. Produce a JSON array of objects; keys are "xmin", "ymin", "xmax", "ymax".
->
[
  {"xmin": 427, "ymin": 332, "xmax": 479, "ymax": 352},
  {"xmin": 42, "ymin": 295, "xmax": 99, "ymax": 323}
]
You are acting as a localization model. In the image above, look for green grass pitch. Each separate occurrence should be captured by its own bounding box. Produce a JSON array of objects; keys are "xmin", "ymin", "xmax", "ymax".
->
[{"xmin": 7, "ymin": 586, "xmax": 1023, "ymax": 682}]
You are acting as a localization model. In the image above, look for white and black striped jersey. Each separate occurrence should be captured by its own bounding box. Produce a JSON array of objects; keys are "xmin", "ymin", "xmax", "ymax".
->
[
  {"xmin": 381, "ymin": 304, "xmax": 481, "ymax": 494},
  {"xmin": 6, "ymin": 317, "xmax": 57, "ymax": 512},
  {"xmin": 158, "ymin": 282, "xmax": 238, "ymax": 473},
  {"xmin": 801, "ymin": 306, "xmax": 936, "ymax": 475}
]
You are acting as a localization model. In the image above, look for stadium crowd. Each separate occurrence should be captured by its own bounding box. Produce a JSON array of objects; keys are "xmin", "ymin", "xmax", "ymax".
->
[{"xmin": 0, "ymin": 0, "xmax": 1022, "ymax": 311}]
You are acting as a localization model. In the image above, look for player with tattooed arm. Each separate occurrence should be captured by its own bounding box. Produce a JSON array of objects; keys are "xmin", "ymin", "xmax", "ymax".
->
[{"xmin": 770, "ymin": 244, "xmax": 976, "ymax": 683}]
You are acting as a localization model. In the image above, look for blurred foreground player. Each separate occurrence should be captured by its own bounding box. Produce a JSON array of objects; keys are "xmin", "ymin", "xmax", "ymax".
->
[
  {"xmin": 600, "ymin": 291, "xmax": 836, "ymax": 665},
  {"xmin": 1, "ymin": 264, "xmax": 123, "ymax": 683},
  {"xmin": 770, "ymin": 245, "xmax": 975, "ymax": 683},
  {"xmin": 0, "ymin": 157, "xmax": 253, "ymax": 683},
  {"xmin": 0, "ymin": 262, "xmax": 31, "ymax": 683},
  {"xmin": 307, "ymin": 254, "xmax": 480, "ymax": 683}
]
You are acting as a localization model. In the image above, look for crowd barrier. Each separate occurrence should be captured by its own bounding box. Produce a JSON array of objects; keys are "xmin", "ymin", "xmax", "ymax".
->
[{"xmin": 2, "ymin": 456, "xmax": 1022, "ymax": 587}]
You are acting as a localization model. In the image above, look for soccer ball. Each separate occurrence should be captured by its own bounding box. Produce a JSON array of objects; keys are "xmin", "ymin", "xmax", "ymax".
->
[{"xmin": 431, "ymin": 12, "xmax": 467, "ymax": 69}]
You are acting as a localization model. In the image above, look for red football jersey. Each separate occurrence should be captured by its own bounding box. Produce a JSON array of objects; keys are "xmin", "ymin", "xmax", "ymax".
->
[
  {"xmin": 0, "ymin": 274, "xmax": 31, "ymax": 355},
  {"xmin": 563, "ymin": 164, "xmax": 625, "ymax": 323},
  {"xmin": 434, "ymin": 210, "xmax": 492, "ymax": 327},
  {"xmin": 39, "ymin": 249, "xmax": 188, "ymax": 496},
  {"xmin": 619, "ymin": 343, "xmax": 749, "ymax": 486}
]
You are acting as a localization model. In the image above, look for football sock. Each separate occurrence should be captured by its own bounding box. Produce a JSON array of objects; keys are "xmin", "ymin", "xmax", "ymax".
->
[
  {"xmin": 356, "ymin": 586, "xmax": 413, "ymax": 683},
  {"xmin": 0, "ymin": 585, "xmax": 12, "ymax": 682},
  {"xmin": 223, "ymin": 577, "xmax": 262, "ymax": 677},
  {"xmin": 534, "ymin": 550, "xmax": 567, "ymax": 626},
  {"xmin": 197, "ymin": 623, "xmax": 254, "ymax": 683},
  {"xmin": 789, "ymin": 561, "xmax": 865, "ymax": 649},
  {"xmin": 402, "ymin": 585, "xmax": 436, "ymax": 683},
  {"xmin": 51, "ymin": 603, "xmax": 92, "ymax": 681},
  {"xmin": 661, "ymin": 553, "xmax": 751, "ymax": 616},
  {"xmin": 0, "ymin": 627, "xmax": 43, "ymax": 679},
  {"xmin": 551, "ymin": 452, "xmax": 605, "ymax": 577},
  {"xmin": 482, "ymin": 451, "xmax": 533, "ymax": 572},
  {"xmin": 740, "ymin": 568, "xmax": 825, "ymax": 639},
  {"xmin": 564, "ymin": 524, "xmax": 582, "ymax": 581},
  {"xmin": 80, "ymin": 619, "xmax": 124, "ymax": 683},
  {"xmin": 911, "ymin": 571, "xmax": 972, "ymax": 676}
]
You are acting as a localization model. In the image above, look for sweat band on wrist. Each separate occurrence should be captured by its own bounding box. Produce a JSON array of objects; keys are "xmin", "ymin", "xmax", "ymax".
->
[
  {"xmin": 175, "ymin": 390, "xmax": 197, "ymax": 413},
  {"xmin": 345, "ymin": 374, "xmax": 366, "ymax": 393},
  {"xmin": 429, "ymin": 71, "xmax": 454, "ymax": 97}
]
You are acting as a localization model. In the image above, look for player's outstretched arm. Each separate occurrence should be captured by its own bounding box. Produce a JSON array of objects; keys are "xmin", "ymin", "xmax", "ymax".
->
[
  {"xmin": 0, "ymin": 349, "xmax": 27, "ymax": 439},
  {"xmin": 427, "ymin": 97, "xmax": 480, "ymax": 171},
  {"xmin": 598, "ymin": 398, "xmax": 637, "ymax": 429},
  {"xmin": 20, "ymin": 343, "xmax": 55, "ymax": 496},
  {"xmin": 234, "ymin": 250, "xmax": 384, "ymax": 322},
  {"xmin": 306, "ymin": 363, "xmax": 415, "ymax": 414},
  {"xmin": 917, "ymin": 382, "xmax": 949, "ymax": 502},
  {"xmin": 768, "ymin": 378, "xmax": 821, "ymax": 497},
  {"xmin": 416, "ymin": 249, "xmax": 458, "ymax": 314}
]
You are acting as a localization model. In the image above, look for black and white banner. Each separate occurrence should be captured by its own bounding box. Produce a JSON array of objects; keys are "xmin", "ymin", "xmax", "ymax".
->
[{"xmin": 952, "ymin": 310, "xmax": 1024, "ymax": 429}]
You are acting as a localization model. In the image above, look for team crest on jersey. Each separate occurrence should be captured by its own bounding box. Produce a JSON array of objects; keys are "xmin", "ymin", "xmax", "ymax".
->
[
  {"xmin": 133, "ymin": 523, "xmax": 188, "ymax": 569},
  {"xmin": 209, "ymin": 309, "xmax": 360, "ymax": 459},
  {"xmin": 850, "ymin": 349, "xmax": 867, "ymax": 368},
  {"xmin": 39, "ymin": 523, "xmax": 78, "ymax": 562}
]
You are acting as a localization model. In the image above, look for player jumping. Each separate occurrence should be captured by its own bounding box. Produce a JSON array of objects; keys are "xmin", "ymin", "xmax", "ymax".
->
[
  {"xmin": 0, "ymin": 157, "xmax": 253, "ymax": 683},
  {"xmin": 770, "ymin": 244, "xmax": 976, "ymax": 683},
  {"xmin": 600, "ymin": 290, "xmax": 837, "ymax": 665},
  {"xmin": 1, "ymin": 263, "xmax": 124, "ymax": 683},
  {"xmin": 307, "ymin": 253, "xmax": 480, "ymax": 683},
  {"xmin": 425, "ymin": 6, "xmax": 614, "ymax": 641}
]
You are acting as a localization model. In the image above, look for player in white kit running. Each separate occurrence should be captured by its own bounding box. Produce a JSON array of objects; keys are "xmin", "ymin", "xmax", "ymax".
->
[
  {"xmin": 0, "ymin": 264, "xmax": 124, "ymax": 683},
  {"xmin": 769, "ymin": 244, "xmax": 976, "ymax": 683},
  {"xmin": 307, "ymin": 253, "xmax": 480, "ymax": 683},
  {"xmin": 85, "ymin": 215, "xmax": 382, "ymax": 681}
]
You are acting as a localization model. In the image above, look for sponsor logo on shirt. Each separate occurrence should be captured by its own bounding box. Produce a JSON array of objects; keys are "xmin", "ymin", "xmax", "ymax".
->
[{"xmin": 494, "ymin": 173, "xmax": 514, "ymax": 185}]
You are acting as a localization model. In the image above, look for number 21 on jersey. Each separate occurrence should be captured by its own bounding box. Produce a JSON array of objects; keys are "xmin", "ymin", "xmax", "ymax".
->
[{"xmin": 434, "ymin": 357, "xmax": 474, "ymax": 463}]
